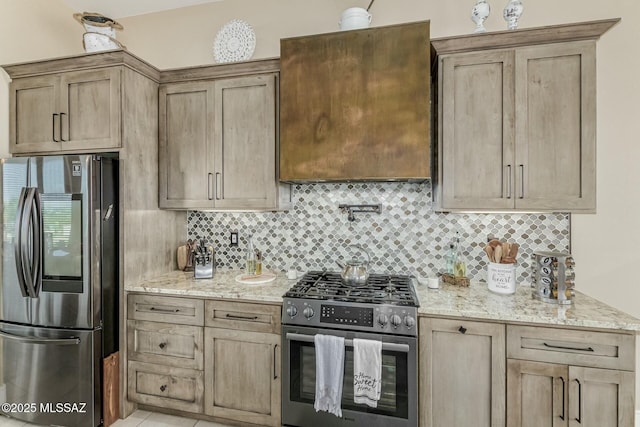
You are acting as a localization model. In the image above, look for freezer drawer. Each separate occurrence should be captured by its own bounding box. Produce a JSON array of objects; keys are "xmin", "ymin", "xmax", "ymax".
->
[{"xmin": 0, "ymin": 323, "xmax": 101, "ymax": 427}]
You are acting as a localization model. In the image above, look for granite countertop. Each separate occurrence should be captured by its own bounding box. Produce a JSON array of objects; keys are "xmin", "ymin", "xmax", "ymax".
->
[
  {"xmin": 415, "ymin": 281, "xmax": 640, "ymax": 332},
  {"xmin": 127, "ymin": 270, "xmax": 640, "ymax": 332},
  {"xmin": 125, "ymin": 270, "xmax": 293, "ymax": 304}
]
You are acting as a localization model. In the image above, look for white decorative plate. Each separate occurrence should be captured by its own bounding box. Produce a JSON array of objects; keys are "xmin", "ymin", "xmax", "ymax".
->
[{"xmin": 213, "ymin": 19, "xmax": 256, "ymax": 63}]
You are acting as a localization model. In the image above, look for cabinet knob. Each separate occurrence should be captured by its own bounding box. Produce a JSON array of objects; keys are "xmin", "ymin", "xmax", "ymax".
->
[
  {"xmin": 160, "ymin": 385, "xmax": 167, "ymax": 392},
  {"xmin": 458, "ymin": 326, "xmax": 467, "ymax": 334},
  {"xmin": 159, "ymin": 342, "xmax": 167, "ymax": 349}
]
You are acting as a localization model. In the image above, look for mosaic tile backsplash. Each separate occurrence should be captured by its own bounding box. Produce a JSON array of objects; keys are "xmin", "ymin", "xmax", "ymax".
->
[{"xmin": 187, "ymin": 182, "xmax": 570, "ymax": 284}]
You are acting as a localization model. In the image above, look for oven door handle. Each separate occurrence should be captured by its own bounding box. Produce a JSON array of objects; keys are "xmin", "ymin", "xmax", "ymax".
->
[{"xmin": 285, "ymin": 333, "xmax": 410, "ymax": 353}]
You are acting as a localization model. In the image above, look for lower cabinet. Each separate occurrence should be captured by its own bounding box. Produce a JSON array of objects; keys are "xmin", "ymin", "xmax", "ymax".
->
[
  {"xmin": 507, "ymin": 325, "xmax": 636, "ymax": 427},
  {"xmin": 204, "ymin": 327, "xmax": 281, "ymax": 426},
  {"xmin": 507, "ymin": 360, "xmax": 635, "ymax": 427},
  {"xmin": 419, "ymin": 317, "xmax": 506, "ymax": 427},
  {"xmin": 127, "ymin": 294, "xmax": 282, "ymax": 426}
]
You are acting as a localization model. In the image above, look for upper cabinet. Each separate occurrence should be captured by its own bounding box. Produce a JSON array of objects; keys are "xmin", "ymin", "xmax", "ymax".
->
[
  {"xmin": 279, "ymin": 21, "xmax": 431, "ymax": 182},
  {"xmin": 4, "ymin": 51, "xmax": 158, "ymax": 155},
  {"xmin": 158, "ymin": 60, "xmax": 291, "ymax": 211},
  {"xmin": 433, "ymin": 19, "xmax": 620, "ymax": 212}
]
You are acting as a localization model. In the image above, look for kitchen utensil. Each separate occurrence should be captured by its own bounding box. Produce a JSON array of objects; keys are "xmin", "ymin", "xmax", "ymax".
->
[
  {"xmin": 336, "ymin": 244, "xmax": 371, "ymax": 286},
  {"xmin": 532, "ymin": 251, "xmax": 575, "ymax": 304},
  {"xmin": 494, "ymin": 245, "xmax": 503, "ymax": 263},
  {"xmin": 483, "ymin": 245, "xmax": 494, "ymax": 262},
  {"xmin": 177, "ymin": 245, "xmax": 189, "ymax": 270},
  {"xmin": 194, "ymin": 241, "xmax": 215, "ymax": 279},
  {"xmin": 509, "ymin": 243, "xmax": 519, "ymax": 259}
]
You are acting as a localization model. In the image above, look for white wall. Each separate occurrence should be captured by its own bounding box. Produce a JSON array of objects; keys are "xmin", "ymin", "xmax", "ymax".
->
[{"xmin": 2, "ymin": 0, "xmax": 640, "ymax": 408}]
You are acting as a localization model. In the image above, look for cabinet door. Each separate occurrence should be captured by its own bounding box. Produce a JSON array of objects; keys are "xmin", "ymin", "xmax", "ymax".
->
[
  {"xmin": 159, "ymin": 82, "xmax": 215, "ymax": 209},
  {"xmin": 419, "ymin": 318, "xmax": 505, "ymax": 427},
  {"xmin": 9, "ymin": 75, "xmax": 61, "ymax": 154},
  {"xmin": 568, "ymin": 366, "xmax": 635, "ymax": 427},
  {"xmin": 515, "ymin": 42, "xmax": 596, "ymax": 211},
  {"xmin": 507, "ymin": 359, "xmax": 569, "ymax": 427},
  {"xmin": 213, "ymin": 75, "xmax": 277, "ymax": 209},
  {"xmin": 439, "ymin": 50, "xmax": 515, "ymax": 210},
  {"xmin": 204, "ymin": 327, "xmax": 280, "ymax": 426},
  {"xmin": 59, "ymin": 68, "xmax": 121, "ymax": 151}
]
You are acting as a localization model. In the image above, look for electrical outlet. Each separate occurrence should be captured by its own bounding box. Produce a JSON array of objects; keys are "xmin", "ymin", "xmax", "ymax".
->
[{"xmin": 230, "ymin": 231, "xmax": 238, "ymax": 246}]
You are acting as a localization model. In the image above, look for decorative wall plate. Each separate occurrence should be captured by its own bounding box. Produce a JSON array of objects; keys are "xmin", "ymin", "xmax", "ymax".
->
[{"xmin": 213, "ymin": 19, "xmax": 256, "ymax": 63}]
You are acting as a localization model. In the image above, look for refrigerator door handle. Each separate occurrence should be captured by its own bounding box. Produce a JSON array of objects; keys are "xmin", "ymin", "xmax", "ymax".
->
[
  {"xmin": 0, "ymin": 329, "xmax": 80, "ymax": 345},
  {"xmin": 19, "ymin": 188, "xmax": 41, "ymax": 298},
  {"xmin": 14, "ymin": 188, "xmax": 30, "ymax": 298},
  {"xmin": 30, "ymin": 188, "xmax": 43, "ymax": 298}
]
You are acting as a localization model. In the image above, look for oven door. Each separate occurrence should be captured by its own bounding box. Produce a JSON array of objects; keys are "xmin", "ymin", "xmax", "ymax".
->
[{"xmin": 282, "ymin": 325, "xmax": 417, "ymax": 427}]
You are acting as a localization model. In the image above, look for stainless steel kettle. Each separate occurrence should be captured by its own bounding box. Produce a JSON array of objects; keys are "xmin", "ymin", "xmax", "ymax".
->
[{"xmin": 336, "ymin": 244, "xmax": 371, "ymax": 286}]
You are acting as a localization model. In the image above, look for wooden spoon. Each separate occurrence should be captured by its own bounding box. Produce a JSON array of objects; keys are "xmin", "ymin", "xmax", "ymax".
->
[
  {"xmin": 483, "ymin": 245, "xmax": 494, "ymax": 262},
  {"xmin": 488, "ymin": 239, "xmax": 501, "ymax": 249},
  {"xmin": 494, "ymin": 245, "xmax": 503, "ymax": 263},
  {"xmin": 509, "ymin": 243, "xmax": 519, "ymax": 260},
  {"xmin": 502, "ymin": 242, "xmax": 510, "ymax": 261}
]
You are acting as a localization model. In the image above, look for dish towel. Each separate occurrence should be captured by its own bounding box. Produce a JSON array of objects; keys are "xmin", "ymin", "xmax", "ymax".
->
[
  {"xmin": 314, "ymin": 334, "xmax": 345, "ymax": 417},
  {"xmin": 353, "ymin": 338, "xmax": 382, "ymax": 408}
]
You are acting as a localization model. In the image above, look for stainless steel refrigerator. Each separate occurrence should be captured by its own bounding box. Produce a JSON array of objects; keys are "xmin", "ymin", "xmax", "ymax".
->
[{"xmin": 0, "ymin": 155, "xmax": 118, "ymax": 427}]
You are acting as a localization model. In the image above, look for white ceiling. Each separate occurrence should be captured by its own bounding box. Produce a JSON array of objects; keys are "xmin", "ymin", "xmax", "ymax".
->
[{"xmin": 62, "ymin": 0, "xmax": 225, "ymax": 19}]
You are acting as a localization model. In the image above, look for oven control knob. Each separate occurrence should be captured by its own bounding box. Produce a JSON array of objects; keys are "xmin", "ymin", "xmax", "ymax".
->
[
  {"xmin": 303, "ymin": 307, "xmax": 315, "ymax": 319},
  {"xmin": 390, "ymin": 314, "xmax": 402, "ymax": 327},
  {"xmin": 404, "ymin": 315, "xmax": 416, "ymax": 329},
  {"xmin": 377, "ymin": 314, "xmax": 389, "ymax": 327},
  {"xmin": 286, "ymin": 305, "xmax": 298, "ymax": 318}
]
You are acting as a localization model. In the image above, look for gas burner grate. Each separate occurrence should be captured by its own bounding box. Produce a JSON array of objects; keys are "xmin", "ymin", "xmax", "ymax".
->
[{"xmin": 284, "ymin": 271, "xmax": 419, "ymax": 306}]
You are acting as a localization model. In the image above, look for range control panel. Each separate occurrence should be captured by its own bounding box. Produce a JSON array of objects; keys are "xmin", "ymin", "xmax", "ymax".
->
[
  {"xmin": 282, "ymin": 298, "xmax": 418, "ymax": 337},
  {"xmin": 320, "ymin": 305, "xmax": 374, "ymax": 327}
]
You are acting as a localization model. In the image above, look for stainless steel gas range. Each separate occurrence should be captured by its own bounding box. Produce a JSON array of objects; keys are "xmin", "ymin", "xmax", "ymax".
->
[{"xmin": 281, "ymin": 271, "xmax": 419, "ymax": 427}]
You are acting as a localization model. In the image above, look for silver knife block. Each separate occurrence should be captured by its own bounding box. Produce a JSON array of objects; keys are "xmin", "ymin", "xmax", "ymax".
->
[{"xmin": 194, "ymin": 246, "xmax": 215, "ymax": 279}]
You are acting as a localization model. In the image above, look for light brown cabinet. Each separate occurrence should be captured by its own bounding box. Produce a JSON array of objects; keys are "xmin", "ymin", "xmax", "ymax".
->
[
  {"xmin": 507, "ymin": 325, "xmax": 636, "ymax": 427},
  {"xmin": 203, "ymin": 300, "xmax": 281, "ymax": 426},
  {"xmin": 126, "ymin": 294, "xmax": 281, "ymax": 425},
  {"xmin": 127, "ymin": 295, "xmax": 205, "ymax": 413},
  {"xmin": 433, "ymin": 20, "xmax": 619, "ymax": 212},
  {"xmin": 419, "ymin": 317, "xmax": 505, "ymax": 427},
  {"xmin": 9, "ymin": 68, "xmax": 121, "ymax": 153},
  {"xmin": 159, "ymin": 61, "xmax": 291, "ymax": 211}
]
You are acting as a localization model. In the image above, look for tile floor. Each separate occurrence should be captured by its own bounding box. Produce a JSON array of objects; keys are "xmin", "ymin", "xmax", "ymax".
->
[{"xmin": 0, "ymin": 410, "xmax": 232, "ymax": 427}]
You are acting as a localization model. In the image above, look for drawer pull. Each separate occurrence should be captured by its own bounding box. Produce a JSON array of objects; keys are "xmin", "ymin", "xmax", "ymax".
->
[
  {"xmin": 543, "ymin": 342, "xmax": 594, "ymax": 352},
  {"xmin": 226, "ymin": 314, "xmax": 259, "ymax": 321},
  {"xmin": 458, "ymin": 326, "xmax": 467, "ymax": 334},
  {"xmin": 159, "ymin": 342, "xmax": 167, "ymax": 349},
  {"xmin": 557, "ymin": 376, "xmax": 565, "ymax": 421},
  {"xmin": 52, "ymin": 114, "xmax": 59, "ymax": 142},
  {"xmin": 149, "ymin": 307, "xmax": 180, "ymax": 313},
  {"xmin": 60, "ymin": 113, "xmax": 67, "ymax": 142},
  {"xmin": 574, "ymin": 379, "xmax": 582, "ymax": 424},
  {"xmin": 273, "ymin": 344, "xmax": 278, "ymax": 380},
  {"xmin": 160, "ymin": 385, "xmax": 167, "ymax": 392}
]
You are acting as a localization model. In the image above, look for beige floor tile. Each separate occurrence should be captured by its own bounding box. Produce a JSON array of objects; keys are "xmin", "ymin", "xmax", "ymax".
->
[{"xmin": 138, "ymin": 412, "xmax": 198, "ymax": 427}]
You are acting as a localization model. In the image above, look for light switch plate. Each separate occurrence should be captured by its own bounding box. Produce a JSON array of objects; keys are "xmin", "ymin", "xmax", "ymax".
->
[{"xmin": 230, "ymin": 231, "xmax": 238, "ymax": 246}]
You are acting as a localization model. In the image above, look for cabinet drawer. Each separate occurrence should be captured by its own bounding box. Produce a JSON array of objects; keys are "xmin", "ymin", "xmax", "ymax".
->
[
  {"xmin": 507, "ymin": 325, "xmax": 635, "ymax": 371},
  {"xmin": 128, "ymin": 361, "xmax": 203, "ymax": 413},
  {"xmin": 128, "ymin": 294, "xmax": 204, "ymax": 326},
  {"xmin": 205, "ymin": 300, "xmax": 281, "ymax": 334},
  {"xmin": 127, "ymin": 320, "xmax": 203, "ymax": 369}
]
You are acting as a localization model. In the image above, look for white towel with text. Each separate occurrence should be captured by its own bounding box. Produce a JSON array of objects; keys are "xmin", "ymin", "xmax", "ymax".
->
[{"xmin": 353, "ymin": 338, "xmax": 382, "ymax": 407}]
